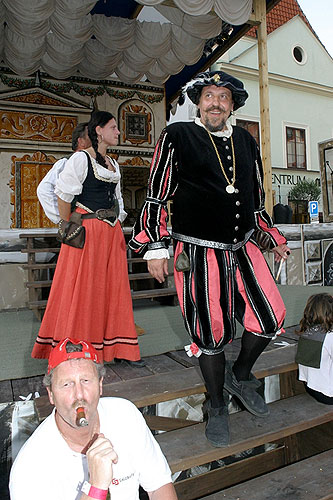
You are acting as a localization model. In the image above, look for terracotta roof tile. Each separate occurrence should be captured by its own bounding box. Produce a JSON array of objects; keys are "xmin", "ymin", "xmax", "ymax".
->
[{"xmin": 247, "ymin": 0, "xmax": 316, "ymax": 39}]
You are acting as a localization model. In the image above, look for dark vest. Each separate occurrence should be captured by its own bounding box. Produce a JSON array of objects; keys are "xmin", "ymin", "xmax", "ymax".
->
[
  {"xmin": 167, "ymin": 122, "xmax": 259, "ymax": 245},
  {"xmin": 76, "ymin": 152, "xmax": 117, "ymax": 212}
]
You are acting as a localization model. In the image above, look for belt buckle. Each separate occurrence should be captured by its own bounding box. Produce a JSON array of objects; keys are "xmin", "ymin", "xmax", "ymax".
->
[{"xmin": 95, "ymin": 209, "xmax": 109, "ymax": 220}]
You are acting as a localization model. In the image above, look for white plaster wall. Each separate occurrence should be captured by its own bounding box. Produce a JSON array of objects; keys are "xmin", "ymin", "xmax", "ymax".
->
[
  {"xmin": 229, "ymin": 17, "xmax": 333, "ymax": 86},
  {"xmin": 267, "ymin": 17, "xmax": 333, "ymax": 86},
  {"xmin": 210, "ymin": 15, "xmax": 333, "ymax": 209}
]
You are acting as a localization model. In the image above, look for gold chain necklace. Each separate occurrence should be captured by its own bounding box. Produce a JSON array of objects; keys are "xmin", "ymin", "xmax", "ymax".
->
[{"xmin": 206, "ymin": 129, "xmax": 236, "ymax": 194}]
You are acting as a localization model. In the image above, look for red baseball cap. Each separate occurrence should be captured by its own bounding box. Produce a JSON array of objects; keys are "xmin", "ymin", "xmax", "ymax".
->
[{"xmin": 47, "ymin": 338, "xmax": 100, "ymax": 374}]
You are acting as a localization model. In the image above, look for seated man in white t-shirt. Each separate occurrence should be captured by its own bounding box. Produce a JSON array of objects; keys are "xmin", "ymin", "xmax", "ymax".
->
[{"xmin": 9, "ymin": 338, "xmax": 177, "ymax": 500}]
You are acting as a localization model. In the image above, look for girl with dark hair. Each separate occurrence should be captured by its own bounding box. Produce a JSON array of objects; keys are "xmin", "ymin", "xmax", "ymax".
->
[
  {"xmin": 296, "ymin": 293, "xmax": 333, "ymax": 405},
  {"xmin": 32, "ymin": 111, "xmax": 141, "ymax": 364}
]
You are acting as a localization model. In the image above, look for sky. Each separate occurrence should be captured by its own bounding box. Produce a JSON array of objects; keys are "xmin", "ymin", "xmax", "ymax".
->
[{"xmin": 297, "ymin": 0, "xmax": 333, "ymax": 57}]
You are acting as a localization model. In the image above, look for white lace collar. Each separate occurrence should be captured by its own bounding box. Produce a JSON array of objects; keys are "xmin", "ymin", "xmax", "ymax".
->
[{"xmin": 194, "ymin": 117, "xmax": 233, "ymax": 137}]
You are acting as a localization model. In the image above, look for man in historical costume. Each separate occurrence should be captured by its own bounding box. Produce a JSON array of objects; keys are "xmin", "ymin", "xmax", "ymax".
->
[
  {"xmin": 129, "ymin": 71, "xmax": 290, "ymax": 447},
  {"xmin": 10, "ymin": 338, "xmax": 177, "ymax": 500}
]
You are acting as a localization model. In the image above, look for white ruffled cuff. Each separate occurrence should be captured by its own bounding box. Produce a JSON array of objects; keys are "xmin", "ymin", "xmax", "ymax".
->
[{"xmin": 143, "ymin": 249, "xmax": 170, "ymax": 260}]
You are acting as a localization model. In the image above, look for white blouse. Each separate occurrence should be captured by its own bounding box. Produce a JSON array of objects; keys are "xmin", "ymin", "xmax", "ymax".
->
[{"xmin": 54, "ymin": 150, "xmax": 127, "ymax": 223}]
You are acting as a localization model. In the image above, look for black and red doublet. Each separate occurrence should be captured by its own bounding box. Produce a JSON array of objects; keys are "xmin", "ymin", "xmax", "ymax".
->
[{"xmin": 129, "ymin": 122, "xmax": 287, "ymax": 354}]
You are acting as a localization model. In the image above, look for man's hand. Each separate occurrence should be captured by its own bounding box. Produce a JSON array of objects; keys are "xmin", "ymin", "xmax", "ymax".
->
[
  {"xmin": 147, "ymin": 258, "xmax": 169, "ymax": 283},
  {"xmin": 86, "ymin": 434, "xmax": 118, "ymax": 490},
  {"xmin": 272, "ymin": 243, "xmax": 291, "ymax": 262}
]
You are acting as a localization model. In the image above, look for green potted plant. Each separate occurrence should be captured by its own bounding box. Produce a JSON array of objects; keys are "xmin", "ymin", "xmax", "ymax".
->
[{"xmin": 288, "ymin": 179, "xmax": 321, "ymax": 223}]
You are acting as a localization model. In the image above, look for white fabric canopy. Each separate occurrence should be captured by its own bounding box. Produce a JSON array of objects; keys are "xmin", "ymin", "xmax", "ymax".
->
[{"xmin": 0, "ymin": 0, "xmax": 253, "ymax": 84}]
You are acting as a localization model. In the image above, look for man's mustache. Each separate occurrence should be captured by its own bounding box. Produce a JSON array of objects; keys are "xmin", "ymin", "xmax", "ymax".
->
[
  {"xmin": 72, "ymin": 400, "xmax": 88, "ymax": 409},
  {"xmin": 206, "ymin": 107, "xmax": 226, "ymax": 113}
]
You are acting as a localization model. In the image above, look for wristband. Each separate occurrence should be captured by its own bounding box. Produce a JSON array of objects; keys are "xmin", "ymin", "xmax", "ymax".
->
[{"xmin": 81, "ymin": 481, "xmax": 108, "ymax": 500}]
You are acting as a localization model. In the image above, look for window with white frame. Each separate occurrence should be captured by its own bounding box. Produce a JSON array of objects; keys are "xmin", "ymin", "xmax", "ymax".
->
[{"xmin": 286, "ymin": 126, "xmax": 306, "ymax": 169}]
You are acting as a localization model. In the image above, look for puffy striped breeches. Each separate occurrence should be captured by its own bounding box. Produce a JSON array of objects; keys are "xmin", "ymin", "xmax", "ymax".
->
[{"xmin": 174, "ymin": 239, "xmax": 286, "ymax": 354}]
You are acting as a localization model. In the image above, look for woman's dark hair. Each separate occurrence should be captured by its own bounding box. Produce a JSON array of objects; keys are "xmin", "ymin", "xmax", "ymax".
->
[
  {"xmin": 298, "ymin": 293, "xmax": 333, "ymax": 334},
  {"xmin": 88, "ymin": 111, "xmax": 115, "ymax": 168}
]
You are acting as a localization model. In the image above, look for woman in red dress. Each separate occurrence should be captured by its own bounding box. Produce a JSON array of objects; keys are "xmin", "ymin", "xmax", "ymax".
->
[{"xmin": 32, "ymin": 111, "xmax": 141, "ymax": 363}]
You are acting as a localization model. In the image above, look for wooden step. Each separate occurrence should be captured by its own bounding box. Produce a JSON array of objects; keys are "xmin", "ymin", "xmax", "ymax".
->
[
  {"xmin": 129, "ymin": 272, "xmax": 174, "ymax": 280},
  {"xmin": 27, "ymin": 286, "xmax": 177, "ymax": 309},
  {"xmin": 131, "ymin": 287, "xmax": 177, "ymax": 299},
  {"xmin": 156, "ymin": 394, "xmax": 333, "ymax": 474},
  {"xmin": 21, "ymin": 247, "xmax": 60, "ymax": 254},
  {"xmin": 34, "ymin": 345, "xmax": 298, "ymax": 422},
  {"xmin": 22, "ymin": 263, "xmax": 57, "ymax": 270},
  {"xmin": 26, "ymin": 281, "xmax": 52, "ymax": 288},
  {"xmin": 127, "ymin": 257, "xmax": 146, "ymax": 264},
  {"xmin": 144, "ymin": 415, "xmax": 198, "ymax": 432},
  {"xmin": 29, "ymin": 300, "xmax": 47, "ymax": 309},
  {"xmin": 128, "ymin": 273, "xmax": 156, "ymax": 281},
  {"xmin": 200, "ymin": 449, "xmax": 333, "ymax": 500},
  {"xmin": 20, "ymin": 232, "xmax": 57, "ymax": 238}
]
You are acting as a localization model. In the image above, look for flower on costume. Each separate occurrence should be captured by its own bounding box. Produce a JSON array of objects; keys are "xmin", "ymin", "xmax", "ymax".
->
[{"xmin": 184, "ymin": 343, "xmax": 202, "ymax": 358}]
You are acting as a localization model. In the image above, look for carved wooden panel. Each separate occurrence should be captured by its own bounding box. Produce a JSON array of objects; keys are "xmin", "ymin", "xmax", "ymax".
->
[
  {"xmin": 3, "ymin": 93, "xmax": 72, "ymax": 106},
  {"xmin": 121, "ymin": 156, "xmax": 150, "ymax": 167},
  {"xmin": 119, "ymin": 101, "xmax": 153, "ymax": 146},
  {"xmin": 10, "ymin": 152, "xmax": 57, "ymax": 228},
  {"xmin": 1, "ymin": 110, "xmax": 77, "ymax": 142}
]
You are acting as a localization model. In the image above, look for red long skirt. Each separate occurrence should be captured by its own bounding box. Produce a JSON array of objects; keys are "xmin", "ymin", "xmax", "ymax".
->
[{"xmin": 31, "ymin": 211, "xmax": 140, "ymax": 362}]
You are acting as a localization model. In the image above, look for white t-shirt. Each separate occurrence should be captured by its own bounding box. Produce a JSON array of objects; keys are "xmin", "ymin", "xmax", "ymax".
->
[
  {"xmin": 298, "ymin": 331, "xmax": 333, "ymax": 397},
  {"xmin": 9, "ymin": 398, "xmax": 172, "ymax": 500},
  {"xmin": 37, "ymin": 158, "xmax": 67, "ymax": 223}
]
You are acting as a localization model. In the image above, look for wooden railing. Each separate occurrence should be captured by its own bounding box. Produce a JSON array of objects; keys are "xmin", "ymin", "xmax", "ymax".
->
[{"xmin": 20, "ymin": 228, "xmax": 177, "ymax": 320}]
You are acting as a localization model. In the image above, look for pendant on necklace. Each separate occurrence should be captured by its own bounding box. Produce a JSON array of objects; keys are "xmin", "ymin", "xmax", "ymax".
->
[{"xmin": 226, "ymin": 185, "xmax": 235, "ymax": 194}]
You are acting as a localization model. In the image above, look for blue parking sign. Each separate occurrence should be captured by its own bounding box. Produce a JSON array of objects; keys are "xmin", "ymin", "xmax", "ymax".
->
[{"xmin": 309, "ymin": 201, "xmax": 319, "ymax": 217}]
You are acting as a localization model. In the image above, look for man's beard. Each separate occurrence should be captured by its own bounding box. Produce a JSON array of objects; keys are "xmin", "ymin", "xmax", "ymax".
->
[
  {"xmin": 202, "ymin": 108, "xmax": 227, "ymax": 132},
  {"xmin": 204, "ymin": 119, "xmax": 227, "ymax": 132}
]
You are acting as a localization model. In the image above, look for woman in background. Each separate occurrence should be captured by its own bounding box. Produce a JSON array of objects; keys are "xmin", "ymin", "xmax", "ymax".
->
[
  {"xmin": 296, "ymin": 293, "xmax": 333, "ymax": 405},
  {"xmin": 32, "ymin": 111, "xmax": 142, "ymax": 364}
]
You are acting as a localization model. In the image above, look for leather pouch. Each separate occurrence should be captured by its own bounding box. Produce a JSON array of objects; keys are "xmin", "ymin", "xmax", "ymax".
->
[
  {"xmin": 57, "ymin": 212, "xmax": 85, "ymax": 249},
  {"xmin": 175, "ymin": 249, "xmax": 191, "ymax": 272}
]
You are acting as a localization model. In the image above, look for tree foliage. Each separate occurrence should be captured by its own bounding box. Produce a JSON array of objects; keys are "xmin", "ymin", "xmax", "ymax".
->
[{"xmin": 288, "ymin": 180, "xmax": 321, "ymax": 201}]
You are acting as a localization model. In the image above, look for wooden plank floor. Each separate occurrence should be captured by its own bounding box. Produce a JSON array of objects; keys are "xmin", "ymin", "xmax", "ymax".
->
[
  {"xmin": 201, "ymin": 449, "xmax": 333, "ymax": 500},
  {"xmin": 156, "ymin": 393, "xmax": 333, "ymax": 474},
  {"xmin": 0, "ymin": 329, "xmax": 297, "ymax": 404}
]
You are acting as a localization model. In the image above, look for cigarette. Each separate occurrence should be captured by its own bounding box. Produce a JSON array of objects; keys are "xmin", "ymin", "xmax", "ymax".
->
[
  {"xmin": 76, "ymin": 407, "xmax": 88, "ymax": 427},
  {"xmin": 275, "ymin": 259, "xmax": 284, "ymax": 282}
]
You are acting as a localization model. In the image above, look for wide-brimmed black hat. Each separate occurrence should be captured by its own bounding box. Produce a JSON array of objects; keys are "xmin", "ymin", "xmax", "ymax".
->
[{"xmin": 181, "ymin": 70, "xmax": 248, "ymax": 110}]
